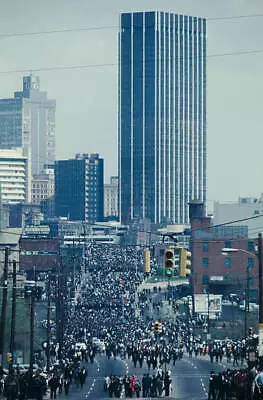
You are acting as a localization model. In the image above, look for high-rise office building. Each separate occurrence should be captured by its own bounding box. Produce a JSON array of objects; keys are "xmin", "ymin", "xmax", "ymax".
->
[
  {"xmin": 55, "ymin": 153, "xmax": 104, "ymax": 223},
  {"xmin": 0, "ymin": 75, "xmax": 56, "ymax": 201},
  {"xmin": 118, "ymin": 12, "xmax": 206, "ymax": 224}
]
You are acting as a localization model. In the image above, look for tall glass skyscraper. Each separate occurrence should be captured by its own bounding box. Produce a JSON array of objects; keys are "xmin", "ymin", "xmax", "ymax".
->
[{"xmin": 118, "ymin": 11, "xmax": 206, "ymax": 224}]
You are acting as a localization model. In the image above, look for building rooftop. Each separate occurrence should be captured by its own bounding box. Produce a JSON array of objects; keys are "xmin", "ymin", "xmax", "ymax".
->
[{"xmin": 0, "ymin": 148, "xmax": 25, "ymax": 160}]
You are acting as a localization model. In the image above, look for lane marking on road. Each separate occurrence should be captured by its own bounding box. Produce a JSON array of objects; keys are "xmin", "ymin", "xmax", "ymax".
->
[
  {"xmin": 85, "ymin": 359, "xmax": 100, "ymax": 398},
  {"xmin": 120, "ymin": 359, "xmax": 130, "ymax": 398},
  {"xmin": 200, "ymin": 377, "xmax": 208, "ymax": 397}
]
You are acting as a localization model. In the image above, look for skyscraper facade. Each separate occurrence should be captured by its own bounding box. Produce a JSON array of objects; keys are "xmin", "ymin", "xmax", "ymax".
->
[
  {"xmin": 0, "ymin": 75, "xmax": 56, "ymax": 201},
  {"xmin": 118, "ymin": 11, "xmax": 206, "ymax": 224},
  {"xmin": 55, "ymin": 153, "xmax": 104, "ymax": 223}
]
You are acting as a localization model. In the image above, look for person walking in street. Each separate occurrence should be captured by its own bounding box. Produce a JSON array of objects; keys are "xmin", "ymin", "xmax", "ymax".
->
[
  {"xmin": 64, "ymin": 378, "xmax": 70, "ymax": 396},
  {"xmin": 3, "ymin": 370, "xmax": 19, "ymax": 400},
  {"xmin": 208, "ymin": 371, "xmax": 217, "ymax": 400},
  {"xmin": 48, "ymin": 374, "xmax": 59, "ymax": 399},
  {"xmin": 164, "ymin": 371, "xmax": 171, "ymax": 397}
]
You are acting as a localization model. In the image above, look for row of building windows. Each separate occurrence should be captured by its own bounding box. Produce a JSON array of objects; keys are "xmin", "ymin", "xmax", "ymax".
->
[
  {"xmin": 201, "ymin": 241, "xmax": 255, "ymax": 252},
  {"xmin": 202, "ymin": 257, "xmax": 254, "ymax": 268},
  {"xmin": 32, "ymin": 184, "xmax": 49, "ymax": 188}
]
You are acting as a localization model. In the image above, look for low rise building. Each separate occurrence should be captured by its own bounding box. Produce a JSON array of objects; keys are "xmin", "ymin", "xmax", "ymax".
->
[
  {"xmin": 214, "ymin": 195, "xmax": 263, "ymax": 237},
  {"xmin": 190, "ymin": 203, "xmax": 258, "ymax": 298}
]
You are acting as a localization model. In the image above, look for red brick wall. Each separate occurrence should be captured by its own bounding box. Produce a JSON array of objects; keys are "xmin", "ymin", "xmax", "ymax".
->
[{"xmin": 193, "ymin": 238, "xmax": 258, "ymax": 294}]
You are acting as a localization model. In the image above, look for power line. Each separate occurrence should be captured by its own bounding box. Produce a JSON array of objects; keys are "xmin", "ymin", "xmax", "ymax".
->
[
  {"xmin": 0, "ymin": 14, "xmax": 263, "ymax": 39},
  {"xmin": 0, "ymin": 63, "xmax": 116, "ymax": 75},
  {"xmin": 208, "ymin": 49, "xmax": 263, "ymax": 58},
  {"xmin": 0, "ymin": 47, "xmax": 261, "ymax": 76},
  {"xmin": 209, "ymin": 14, "xmax": 263, "ymax": 21},
  {"xmin": 0, "ymin": 26, "xmax": 117, "ymax": 39}
]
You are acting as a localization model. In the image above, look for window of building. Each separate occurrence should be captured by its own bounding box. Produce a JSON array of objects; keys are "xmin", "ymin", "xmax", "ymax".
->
[
  {"xmin": 248, "ymin": 258, "xmax": 254, "ymax": 268},
  {"xmin": 202, "ymin": 275, "xmax": 209, "ymax": 285},
  {"xmin": 202, "ymin": 257, "xmax": 209, "ymax": 268},
  {"xmin": 248, "ymin": 241, "xmax": 255, "ymax": 252},
  {"xmin": 202, "ymin": 242, "xmax": 209, "ymax": 252},
  {"xmin": 224, "ymin": 257, "xmax": 232, "ymax": 268},
  {"xmin": 225, "ymin": 241, "xmax": 231, "ymax": 249}
]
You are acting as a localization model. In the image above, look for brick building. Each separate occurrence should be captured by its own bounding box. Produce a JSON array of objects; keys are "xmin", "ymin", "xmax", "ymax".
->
[
  {"xmin": 191, "ymin": 213, "xmax": 258, "ymax": 299},
  {"xmin": 19, "ymin": 238, "xmax": 61, "ymax": 277}
]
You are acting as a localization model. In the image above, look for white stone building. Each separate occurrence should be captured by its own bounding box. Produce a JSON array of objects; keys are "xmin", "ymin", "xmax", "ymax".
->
[
  {"xmin": 0, "ymin": 148, "xmax": 28, "ymax": 204},
  {"xmin": 104, "ymin": 176, "xmax": 118, "ymax": 219},
  {"xmin": 32, "ymin": 168, "xmax": 54, "ymax": 205},
  {"xmin": 213, "ymin": 195, "xmax": 263, "ymax": 238}
]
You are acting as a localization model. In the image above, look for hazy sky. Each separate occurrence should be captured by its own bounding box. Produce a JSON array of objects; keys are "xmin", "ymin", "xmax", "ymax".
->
[{"xmin": 0, "ymin": 0, "xmax": 262, "ymax": 210}]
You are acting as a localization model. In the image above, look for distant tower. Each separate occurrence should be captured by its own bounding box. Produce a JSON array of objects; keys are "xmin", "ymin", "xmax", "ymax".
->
[
  {"xmin": 0, "ymin": 75, "xmax": 56, "ymax": 201},
  {"xmin": 118, "ymin": 12, "xmax": 207, "ymax": 224}
]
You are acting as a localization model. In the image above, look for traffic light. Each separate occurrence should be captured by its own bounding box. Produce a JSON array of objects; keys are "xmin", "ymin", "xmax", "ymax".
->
[
  {"xmin": 152, "ymin": 321, "xmax": 162, "ymax": 334},
  {"xmin": 164, "ymin": 247, "xmax": 174, "ymax": 278},
  {"xmin": 143, "ymin": 248, "xmax": 151, "ymax": 273},
  {"xmin": 179, "ymin": 248, "xmax": 191, "ymax": 277},
  {"xmin": 152, "ymin": 321, "xmax": 159, "ymax": 333},
  {"xmin": 174, "ymin": 247, "xmax": 180, "ymax": 275},
  {"xmin": 7, "ymin": 352, "xmax": 12, "ymax": 363}
]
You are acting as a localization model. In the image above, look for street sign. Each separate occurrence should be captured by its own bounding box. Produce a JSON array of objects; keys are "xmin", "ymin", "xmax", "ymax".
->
[{"xmin": 21, "ymin": 251, "xmax": 58, "ymax": 256}]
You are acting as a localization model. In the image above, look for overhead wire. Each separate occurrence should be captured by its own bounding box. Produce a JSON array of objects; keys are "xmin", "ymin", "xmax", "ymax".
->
[
  {"xmin": 0, "ymin": 47, "xmax": 261, "ymax": 76},
  {"xmin": 0, "ymin": 13, "xmax": 262, "ymax": 39}
]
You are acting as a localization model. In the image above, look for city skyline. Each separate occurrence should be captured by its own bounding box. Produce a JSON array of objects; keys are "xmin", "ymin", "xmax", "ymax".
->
[
  {"xmin": 0, "ymin": 0, "xmax": 262, "ymax": 211},
  {"xmin": 119, "ymin": 11, "xmax": 206, "ymax": 224}
]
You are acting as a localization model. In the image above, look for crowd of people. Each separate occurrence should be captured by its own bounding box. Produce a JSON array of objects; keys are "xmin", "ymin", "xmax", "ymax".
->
[
  {"xmin": 208, "ymin": 366, "xmax": 263, "ymax": 400},
  {"xmin": 1, "ymin": 242, "xmax": 262, "ymax": 399},
  {"xmin": 0, "ymin": 362, "xmax": 88, "ymax": 400},
  {"xmin": 104, "ymin": 370, "xmax": 172, "ymax": 398}
]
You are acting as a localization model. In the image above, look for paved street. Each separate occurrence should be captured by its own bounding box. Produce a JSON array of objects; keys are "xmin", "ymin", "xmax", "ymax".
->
[{"xmin": 42, "ymin": 352, "xmax": 233, "ymax": 400}]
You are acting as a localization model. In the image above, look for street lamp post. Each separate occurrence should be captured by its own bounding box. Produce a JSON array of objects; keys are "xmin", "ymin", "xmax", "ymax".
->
[
  {"xmin": 222, "ymin": 233, "xmax": 263, "ymax": 357},
  {"xmin": 222, "ymin": 247, "xmax": 254, "ymax": 338},
  {"xmin": 258, "ymin": 233, "xmax": 263, "ymax": 367},
  {"xmin": 207, "ymin": 291, "xmax": 210, "ymax": 335},
  {"xmin": 229, "ymin": 294, "xmax": 235, "ymax": 340}
]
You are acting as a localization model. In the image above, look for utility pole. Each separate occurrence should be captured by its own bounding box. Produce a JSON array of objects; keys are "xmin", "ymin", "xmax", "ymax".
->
[
  {"xmin": 83, "ymin": 223, "xmax": 87, "ymax": 274},
  {"xmin": 245, "ymin": 268, "xmax": 248, "ymax": 339},
  {"xmin": 0, "ymin": 247, "xmax": 9, "ymax": 366},
  {"xmin": 207, "ymin": 291, "xmax": 210, "ymax": 335},
  {"xmin": 9, "ymin": 260, "xmax": 17, "ymax": 366},
  {"xmin": 46, "ymin": 272, "xmax": 51, "ymax": 372},
  {"xmin": 258, "ymin": 233, "xmax": 263, "ymax": 367},
  {"xmin": 29, "ymin": 269, "xmax": 36, "ymax": 374},
  {"xmin": 56, "ymin": 260, "xmax": 64, "ymax": 361},
  {"xmin": 244, "ymin": 262, "xmax": 250, "ymax": 338}
]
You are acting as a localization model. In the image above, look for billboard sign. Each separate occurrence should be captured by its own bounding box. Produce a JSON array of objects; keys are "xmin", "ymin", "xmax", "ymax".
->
[{"xmin": 193, "ymin": 294, "xmax": 222, "ymax": 318}]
